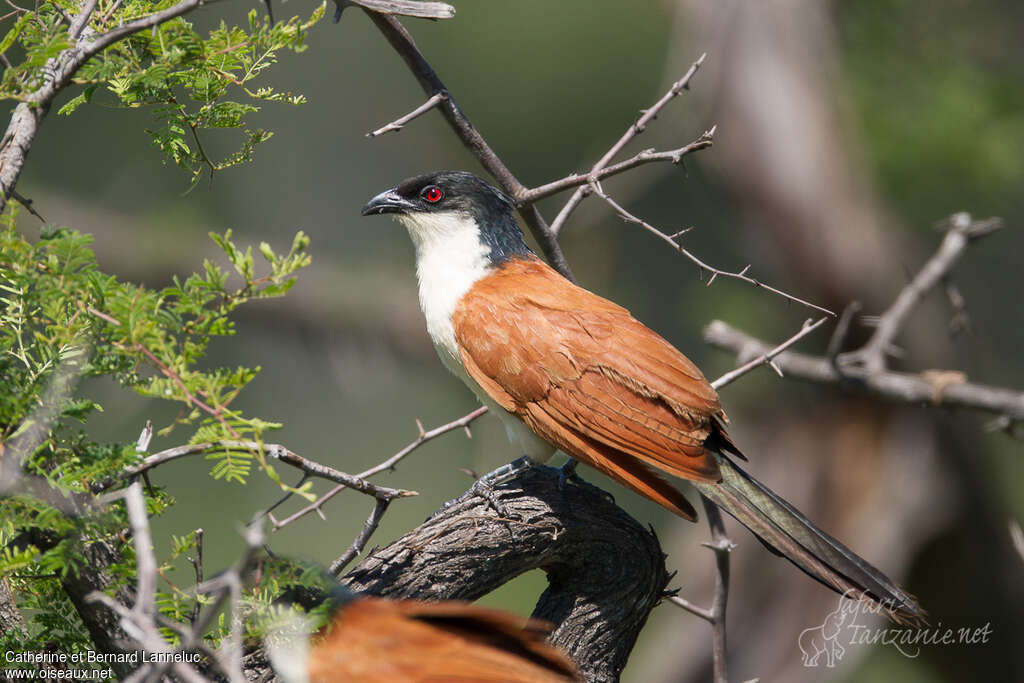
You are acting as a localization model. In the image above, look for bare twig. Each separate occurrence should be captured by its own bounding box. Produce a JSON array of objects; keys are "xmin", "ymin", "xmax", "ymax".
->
[
  {"xmin": 826, "ymin": 301, "xmax": 862, "ymax": 372},
  {"xmin": 364, "ymin": 12, "xmax": 575, "ymax": 281},
  {"xmin": 701, "ymin": 497, "xmax": 733, "ymax": 683},
  {"xmin": 101, "ymin": 439, "xmax": 417, "ymax": 501},
  {"xmin": 704, "ymin": 320, "xmax": 1024, "ymax": 421},
  {"xmin": 589, "ymin": 180, "xmax": 835, "ymax": 316},
  {"xmin": 854, "ymin": 213, "xmax": 1002, "ymax": 373},
  {"xmin": 549, "ymin": 54, "xmax": 707, "ymax": 236},
  {"xmin": 272, "ymin": 407, "xmax": 487, "ymax": 529},
  {"xmin": 6, "ymin": 189, "xmax": 45, "ymax": 221},
  {"xmin": 91, "ymin": 481, "xmax": 209, "ymax": 683},
  {"xmin": 329, "ymin": 497, "xmax": 391, "ymax": 575},
  {"xmin": 711, "ymin": 317, "xmax": 828, "ymax": 390},
  {"xmin": 518, "ymin": 131, "xmax": 715, "ymax": 204},
  {"xmin": 667, "ymin": 497, "xmax": 735, "ymax": 683},
  {"xmin": 366, "ymin": 91, "xmax": 445, "ymax": 137},
  {"xmin": 705, "ymin": 214, "xmax": 1022, "ymax": 428}
]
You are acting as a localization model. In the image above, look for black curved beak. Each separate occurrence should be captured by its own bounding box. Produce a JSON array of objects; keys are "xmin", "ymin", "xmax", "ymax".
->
[{"xmin": 361, "ymin": 188, "xmax": 416, "ymax": 216}]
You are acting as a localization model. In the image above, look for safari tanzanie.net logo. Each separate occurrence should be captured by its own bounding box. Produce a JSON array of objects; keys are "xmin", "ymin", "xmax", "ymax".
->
[{"xmin": 798, "ymin": 590, "xmax": 992, "ymax": 667}]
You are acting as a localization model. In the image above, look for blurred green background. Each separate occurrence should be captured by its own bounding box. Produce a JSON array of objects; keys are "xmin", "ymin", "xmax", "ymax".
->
[{"xmin": 10, "ymin": 0, "xmax": 1023, "ymax": 681}]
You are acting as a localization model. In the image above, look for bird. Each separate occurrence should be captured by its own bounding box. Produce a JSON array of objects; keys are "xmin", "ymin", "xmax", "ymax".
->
[
  {"xmin": 270, "ymin": 587, "xmax": 580, "ymax": 682},
  {"xmin": 361, "ymin": 170, "xmax": 921, "ymax": 620}
]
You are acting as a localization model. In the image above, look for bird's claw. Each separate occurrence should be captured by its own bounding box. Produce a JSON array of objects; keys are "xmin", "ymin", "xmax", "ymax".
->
[
  {"xmin": 468, "ymin": 477, "xmax": 515, "ymax": 519},
  {"xmin": 557, "ymin": 458, "xmax": 581, "ymax": 491},
  {"xmin": 429, "ymin": 456, "xmax": 533, "ymax": 522}
]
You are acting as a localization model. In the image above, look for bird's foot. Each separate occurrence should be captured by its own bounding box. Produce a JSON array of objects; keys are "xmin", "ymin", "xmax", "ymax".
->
[
  {"xmin": 469, "ymin": 456, "xmax": 533, "ymax": 518},
  {"xmin": 430, "ymin": 456, "xmax": 533, "ymax": 521},
  {"xmin": 557, "ymin": 458, "xmax": 581, "ymax": 491},
  {"xmin": 555, "ymin": 458, "xmax": 615, "ymax": 504}
]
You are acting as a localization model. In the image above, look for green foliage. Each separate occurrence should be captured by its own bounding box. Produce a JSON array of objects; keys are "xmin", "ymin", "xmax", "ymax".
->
[
  {"xmin": 2, "ymin": 1, "xmax": 325, "ymax": 186},
  {"xmin": 0, "ymin": 210, "xmax": 311, "ymax": 481},
  {"xmin": 0, "ymin": 0, "xmax": 332, "ymax": 668},
  {"xmin": 0, "ymin": 205, "xmax": 312, "ymax": 654}
]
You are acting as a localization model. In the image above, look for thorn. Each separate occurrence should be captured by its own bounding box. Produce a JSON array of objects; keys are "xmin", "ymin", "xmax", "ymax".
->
[
  {"xmin": 415, "ymin": 418, "xmax": 425, "ymax": 438},
  {"xmin": 316, "ymin": 508, "xmax": 327, "ymax": 521},
  {"xmin": 768, "ymin": 360, "xmax": 784, "ymax": 377},
  {"xmin": 706, "ymin": 272, "xmax": 719, "ymax": 287},
  {"xmin": 463, "ymin": 425, "xmax": 473, "ymax": 439},
  {"xmin": 738, "ymin": 264, "xmax": 751, "ymax": 277}
]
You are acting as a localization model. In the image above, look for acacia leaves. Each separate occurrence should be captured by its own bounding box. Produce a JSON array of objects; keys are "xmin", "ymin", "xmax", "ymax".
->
[{"xmin": 2, "ymin": 1, "xmax": 326, "ymax": 186}]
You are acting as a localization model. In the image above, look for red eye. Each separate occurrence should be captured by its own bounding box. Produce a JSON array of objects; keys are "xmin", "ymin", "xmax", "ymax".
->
[{"xmin": 423, "ymin": 186, "xmax": 443, "ymax": 203}]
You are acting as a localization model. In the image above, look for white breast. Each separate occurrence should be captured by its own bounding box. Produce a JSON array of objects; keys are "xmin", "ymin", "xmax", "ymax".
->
[
  {"xmin": 397, "ymin": 211, "xmax": 556, "ymax": 464},
  {"xmin": 398, "ymin": 211, "xmax": 492, "ymax": 374}
]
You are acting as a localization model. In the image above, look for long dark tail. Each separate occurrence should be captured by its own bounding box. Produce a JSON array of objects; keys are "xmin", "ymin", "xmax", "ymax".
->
[{"xmin": 692, "ymin": 456, "xmax": 923, "ymax": 621}]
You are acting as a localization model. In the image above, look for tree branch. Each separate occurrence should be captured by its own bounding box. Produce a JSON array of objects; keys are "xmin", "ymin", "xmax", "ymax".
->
[
  {"xmin": 704, "ymin": 320, "xmax": 1024, "ymax": 421},
  {"xmin": 342, "ymin": 465, "xmax": 669, "ymax": 683},
  {"xmin": 366, "ymin": 91, "xmax": 446, "ymax": 137},
  {"xmin": 589, "ymin": 180, "xmax": 835, "ymax": 316},
  {"xmin": 97, "ymin": 439, "xmax": 417, "ymax": 501},
  {"xmin": 328, "ymin": 497, "xmax": 390, "ymax": 575},
  {"xmin": 364, "ymin": 11, "xmax": 576, "ymax": 281},
  {"xmin": 270, "ymin": 406, "xmax": 487, "ymax": 529},
  {"xmin": 704, "ymin": 213, "xmax": 1022, "ymax": 432},
  {"xmin": 518, "ymin": 131, "xmax": 715, "ymax": 205},
  {"xmin": 711, "ymin": 316, "xmax": 828, "ymax": 390},
  {"xmin": 854, "ymin": 213, "xmax": 1003, "ymax": 373},
  {"xmin": 549, "ymin": 54, "xmax": 706, "ymax": 236}
]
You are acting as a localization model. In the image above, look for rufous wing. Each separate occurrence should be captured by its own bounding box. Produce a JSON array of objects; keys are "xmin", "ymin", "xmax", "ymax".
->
[
  {"xmin": 308, "ymin": 597, "xmax": 579, "ymax": 682},
  {"xmin": 452, "ymin": 256, "xmax": 736, "ymax": 520}
]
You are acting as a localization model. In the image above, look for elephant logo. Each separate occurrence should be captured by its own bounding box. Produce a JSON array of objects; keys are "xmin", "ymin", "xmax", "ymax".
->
[{"xmin": 798, "ymin": 601, "xmax": 851, "ymax": 667}]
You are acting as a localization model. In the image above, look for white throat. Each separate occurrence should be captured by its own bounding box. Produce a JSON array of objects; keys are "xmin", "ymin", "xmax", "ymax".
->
[{"xmin": 397, "ymin": 211, "xmax": 492, "ymax": 373}]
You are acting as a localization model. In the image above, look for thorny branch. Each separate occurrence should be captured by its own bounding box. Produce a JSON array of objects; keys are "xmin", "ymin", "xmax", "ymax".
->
[
  {"xmin": 364, "ymin": 12, "xmax": 575, "ymax": 280},
  {"xmin": 850, "ymin": 213, "xmax": 1003, "ymax": 373},
  {"xmin": 705, "ymin": 213, "xmax": 1023, "ymax": 436},
  {"xmin": 711, "ymin": 317, "xmax": 829, "ymax": 390},
  {"xmin": 589, "ymin": 180, "xmax": 835, "ymax": 317},
  {"xmin": 97, "ymin": 439, "xmax": 417, "ymax": 501},
  {"xmin": 269, "ymin": 406, "xmax": 488, "ymax": 529},
  {"xmin": 88, "ymin": 500, "xmax": 267, "ymax": 683},
  {"xmin": 548, "ymin": 54, "xmax": 709, "ymax": 236}
]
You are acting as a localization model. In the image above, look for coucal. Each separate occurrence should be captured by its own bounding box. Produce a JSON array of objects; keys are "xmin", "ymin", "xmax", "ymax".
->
[
  {"xmin": 307, "ymin": 597, "xmax": 579, "ymax": 682},
  {"xmin": 361, "ymin": 170, "xmax": 921, "ymax": 619},
  {"xmin": 270, "ymin": 585, "xmax": 579, "ymax": 682}
]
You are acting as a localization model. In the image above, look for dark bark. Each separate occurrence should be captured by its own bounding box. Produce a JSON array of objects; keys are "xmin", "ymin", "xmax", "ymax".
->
[
  {"xmin": 59, "ymin": 538, "xmax": 140, "ymax": 680},
  {"xmin": 0, "ymin": 577, "xmax": 26, "ymax": 636},
  {"xmin": 343, "ymin": 465, "xmax": 670, "ymax": 683}
]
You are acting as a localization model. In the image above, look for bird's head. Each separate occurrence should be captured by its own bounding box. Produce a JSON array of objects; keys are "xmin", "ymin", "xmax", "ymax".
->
[{"xmin": 361, "ymin": 171, "xmax": 532, "ymax": 265}]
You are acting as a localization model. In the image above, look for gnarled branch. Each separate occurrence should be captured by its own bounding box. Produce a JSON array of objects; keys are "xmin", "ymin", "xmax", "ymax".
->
[{"xmin": 342, "ymin": 465, "xmax": 670, "ymax": 683}]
